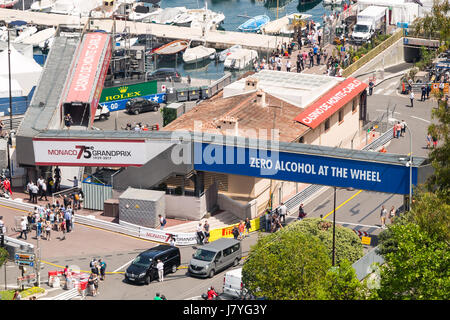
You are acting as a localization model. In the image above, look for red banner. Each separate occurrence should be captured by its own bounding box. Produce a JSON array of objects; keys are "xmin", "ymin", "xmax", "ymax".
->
[{"xmin": 294, "ymin": 78, "xmax": 368, "ymax": 129}]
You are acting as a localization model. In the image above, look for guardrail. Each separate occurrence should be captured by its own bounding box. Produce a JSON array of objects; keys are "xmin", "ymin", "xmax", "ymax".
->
[
  {"xmin": 352, "ymin": 246, "xmax": 384, "ymax": 281},
  {"xmin": 343, "ymin": 29, "xmax": 403, "ymax": 78}
]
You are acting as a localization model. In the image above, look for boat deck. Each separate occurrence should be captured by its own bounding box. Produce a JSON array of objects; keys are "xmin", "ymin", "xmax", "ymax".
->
[{"xmin": 0, "ymin": 8, "xmax": 290, "ymax": 52}]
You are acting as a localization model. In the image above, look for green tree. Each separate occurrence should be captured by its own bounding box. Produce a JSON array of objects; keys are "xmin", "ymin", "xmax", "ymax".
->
[
  {"xmin": 0, "ymin": 247, "xmax": 8, "ymax": 268},
  {"xmin": 413, "ymin": 0, "xmax": 450, "ymax": 48},
  {"xmin": 321, "ymin": 259, "xmax": 368, "ymax": 300},
  {"xmin": 376, "ymin": 223, "xmax": 450, "ymax": 300},
  {"xmin": 285, "ymin": 218, "xmax": 364, "ymax": 264},
  {"xmin": 242, "ymin": 230, "xmax": 331, "ymax": 300}
]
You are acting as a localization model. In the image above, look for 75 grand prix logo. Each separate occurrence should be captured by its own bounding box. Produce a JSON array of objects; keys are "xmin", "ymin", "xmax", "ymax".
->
[{"xmin": 75, "ymin": 145, "xmax": 93, "ymax": 159}]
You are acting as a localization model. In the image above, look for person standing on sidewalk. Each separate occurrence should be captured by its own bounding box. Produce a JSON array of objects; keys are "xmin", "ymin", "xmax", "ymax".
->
[
  {"xmin": 203, "ymin": 220, "xmax": 210, "ymax": 244},
  {"xmin": 278, "ymin": 202, "xmax": 287, "ymax": 224},
  {"xmin": 401, "ymin": 120, "xmax": 407, "ymax": 137},
  {"xmin": 410, "ymin": 91, "xmax": 415, "ymax": 107},
  {"xmin": 245, "ymin": 218, "xmax": 251, "ymax": 237},
  {"xmin": 421, "ymin": 84, "xmax": 426, "ymax": 101},
  {"xmin": 380, "ymin": 205, "xmax": 387, "ymax": 229},
  {"xmin": 158, "ymin": 214, "xmax": 167, "ymax": 230},
  {"xmin": 298, "ymin": 204, "xmax": 306, "ymax": 220},
  {"xmin": 99, "ymin": 259, "xmax": 107, "ymax": 281},
  {"xmin": 157, "ymin": 259, "xmax": 164, "ymax": 282},
  {"xmin": 64, "ymin": 207, "xmax": 72, "ymax": 233},
  {"xmin": 19, "ymin": 217, "xmax": 27, "ymax": 240},
  {"xmin": 196, "ymin": 223, "xmax": 204, "ymax": 244}
]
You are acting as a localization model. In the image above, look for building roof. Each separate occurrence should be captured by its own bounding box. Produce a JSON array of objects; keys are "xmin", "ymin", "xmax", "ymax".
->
[{"xmin": 163, "ymin": 89, "xmax": 310, "ymax": 142}]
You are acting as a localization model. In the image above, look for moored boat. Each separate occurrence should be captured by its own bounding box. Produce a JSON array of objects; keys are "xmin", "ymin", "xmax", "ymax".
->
[
  {"xmin": 153, "ymin": 39, "xmax": 189, "ymax": 55},
  {"xmin": 238, "ymin": 15, "xmax": 270, "ymax": 32}
]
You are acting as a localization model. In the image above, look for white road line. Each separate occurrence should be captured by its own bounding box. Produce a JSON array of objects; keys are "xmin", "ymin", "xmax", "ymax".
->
[
  {"xmin": 113, "ymin": 259, "xmax": 134, "ymax": 273},
  {"xmin": 333, "ymin": 221, "xmax": 382, "ymax": 229},
  {"xmin": 385, "ymin": 88, "xmax": 396, "ymax": 96},
  {"xmin": 376, "ymin": 109, "xmax": 400, "ymax": 114},
  {"xmin": 374, "ymin": 88, "xmax": 383, "ymax": 95},
  {"xmin": 410, "ymin": 116, "xmax": 430, "ymax": 123}
]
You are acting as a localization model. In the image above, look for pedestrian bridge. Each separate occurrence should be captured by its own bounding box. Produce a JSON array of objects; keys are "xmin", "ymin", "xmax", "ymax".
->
[{"xmin": 25, "ymin": 129, "xmax": 430, "ymax": 196}]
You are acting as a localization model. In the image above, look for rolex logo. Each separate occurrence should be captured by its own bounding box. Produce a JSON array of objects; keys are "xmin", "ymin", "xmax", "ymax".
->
[{"xmin": 118, "ymin": 86, "xmax": 128, "ymax": 94}]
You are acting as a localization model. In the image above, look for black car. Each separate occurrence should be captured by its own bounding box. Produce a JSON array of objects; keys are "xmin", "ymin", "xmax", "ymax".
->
[
  {"xmin": 126, "ymin": 97, "xmax": 160, "ymax": 115},
  {"xmin": 125, "ymin": 245, "xmax": 181, "ymax": 285},
  {"xmin": 146, "ymin": 68, "xmax": 182, "ymax": 82}
]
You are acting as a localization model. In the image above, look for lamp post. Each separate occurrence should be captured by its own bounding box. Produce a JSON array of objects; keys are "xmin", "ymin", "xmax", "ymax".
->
[
  {"xmin": 405, "ymin": 125, "xmax": 413, "ymax": 211},
  {"xmin": 331, "ymin": 186, "xmax": 354, "ymax": 267}
]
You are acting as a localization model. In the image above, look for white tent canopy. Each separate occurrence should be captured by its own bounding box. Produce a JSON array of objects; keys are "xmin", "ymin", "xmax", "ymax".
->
[
  {"xmin": 357, "ymin": 0, "xmax": 422, "ymax": 24},
  {"xmin": 0, "ymin": 46, "xmax": 42, "ymax": 95},
  {"xmin": 21, "ymin": 27, "xmax": 56, "ymax": 46},
  {"xmin": 0, "ymin": 76, "xmax": 23, "ymax": 98}
]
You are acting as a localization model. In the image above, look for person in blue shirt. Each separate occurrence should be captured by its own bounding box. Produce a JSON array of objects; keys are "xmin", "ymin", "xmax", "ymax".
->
[{"xmin": 64, "ymin": 207, "xmax": 72, "ymax": 233}]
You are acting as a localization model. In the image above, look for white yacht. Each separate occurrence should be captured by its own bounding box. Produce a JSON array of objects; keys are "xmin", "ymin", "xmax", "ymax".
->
[
  {"xmin": 183, "ymin": 41, "xmax": 216, "ymax": 64},
  {"xmin": 13, "ymin": 26, "xmax": 38, "ymax": 43},
  {"xmin": 224, "ymin": 48, "xmax": 258, "ymax": 70},
  {"xmin": 149, "ymin": 7, "xmax": 186, "ymax": 24},
  {"xmin": 127, "ymin": 2, "xmax": 162, "ymax": 22}
]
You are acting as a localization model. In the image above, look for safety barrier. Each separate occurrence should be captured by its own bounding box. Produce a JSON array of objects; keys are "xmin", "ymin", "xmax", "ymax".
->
[{"xmin": 351, "ymin": 246, "xmax": 384, "ymax": 281}]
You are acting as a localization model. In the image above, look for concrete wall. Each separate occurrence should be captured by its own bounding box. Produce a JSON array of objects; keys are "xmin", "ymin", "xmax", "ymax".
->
[
  {"xmin": 217, "ymin": 193, "xmax": 257, "ymax": 220},
  {"xmin": 165, "ymin": 193, "xmax": 207, "ymax": 221}
]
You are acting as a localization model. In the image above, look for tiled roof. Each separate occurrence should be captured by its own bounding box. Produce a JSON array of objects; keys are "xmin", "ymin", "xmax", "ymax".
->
[{"xmin": 163, "ymin": 90, "xmax": 309, "ymax": 142}]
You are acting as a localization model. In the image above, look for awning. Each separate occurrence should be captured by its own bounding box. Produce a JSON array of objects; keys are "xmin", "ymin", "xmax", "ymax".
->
[{"xmin": 294, "ymin": 77, "xmax": 368, "ymax": 129}]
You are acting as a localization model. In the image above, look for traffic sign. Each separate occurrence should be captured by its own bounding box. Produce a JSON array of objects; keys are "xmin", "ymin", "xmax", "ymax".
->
[
  {"xmin": 15, "ymin": 260, "xmax": 34, "ymax": 267},
  {"xmin": 361, "ymin": 236, "xmax": 371, "ymax": 245},
  {"xmin": 15, "ymin": 252, "xmax": 35, "ymax": 262}
]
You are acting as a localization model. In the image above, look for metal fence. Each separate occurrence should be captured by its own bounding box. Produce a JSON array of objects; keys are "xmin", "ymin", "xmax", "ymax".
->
[{"xmin": 352, "ymin": 246, "xmax": 384, "ymax": 281}]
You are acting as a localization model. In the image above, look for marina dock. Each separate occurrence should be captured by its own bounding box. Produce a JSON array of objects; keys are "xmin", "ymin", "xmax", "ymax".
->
[{"xmin": 0, "ymin": 8, "xmax": 291, "ymax": 53}]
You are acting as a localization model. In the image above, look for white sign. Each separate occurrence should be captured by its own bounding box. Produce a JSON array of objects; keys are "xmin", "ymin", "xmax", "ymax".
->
[
  {"xmin": 33, "ymin": 139, "xmax": 148, "ymax": 167},
  {"xmin": 139, "ymin": 228, "xmax": 197, "ymax": 246}
]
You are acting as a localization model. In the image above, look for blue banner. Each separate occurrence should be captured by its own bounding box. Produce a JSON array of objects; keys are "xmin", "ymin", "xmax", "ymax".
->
[
  {"xmin": 99, "ymin": 93, "xmax": 167, "ymax": 112},
  {"xmin": 193, "ymin": 142, "xmax": 417, "ymax": 195}
]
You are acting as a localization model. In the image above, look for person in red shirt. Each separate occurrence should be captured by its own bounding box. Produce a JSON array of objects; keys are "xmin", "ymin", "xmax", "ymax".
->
[
  {"xmin": 207, "ymin": 287, "xmax": 218, "ymax": 300},
  {"xmin": 2, "ymin": 178, "xmax": 12, "ymax": 197}
]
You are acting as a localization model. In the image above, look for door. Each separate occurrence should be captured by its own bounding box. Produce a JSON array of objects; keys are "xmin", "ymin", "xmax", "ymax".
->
[{"xmin": 214, "ymin": 251, "xmax": 224, "ymax": 271}]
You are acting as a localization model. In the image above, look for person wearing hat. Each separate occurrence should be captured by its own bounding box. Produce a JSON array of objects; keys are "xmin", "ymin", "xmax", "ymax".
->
[
  {"xmin": 156, "ymin": 259, "xmax": 164, "ymax": 282},
  {"xmin": 207, "ymin": 286, "xmax": 218, "ymax": 300}
]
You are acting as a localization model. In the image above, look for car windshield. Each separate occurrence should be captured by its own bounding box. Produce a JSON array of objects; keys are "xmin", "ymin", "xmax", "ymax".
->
[
  {"xmin": 132, "ymin": 255, "xmax": 152, "ymax": 267},
  {"xmin": 193, "ymin": 249, "xmax": 216, "ymax": 262},
  {"xmin": 354, "ymin": 24, "xmax": 369, "ymax": 33}
]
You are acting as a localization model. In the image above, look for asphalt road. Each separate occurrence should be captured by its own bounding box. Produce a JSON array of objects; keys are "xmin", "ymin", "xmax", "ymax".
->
[{"xmin": 92, "ymin": 108, "xmax": 163, "ymax": 131}]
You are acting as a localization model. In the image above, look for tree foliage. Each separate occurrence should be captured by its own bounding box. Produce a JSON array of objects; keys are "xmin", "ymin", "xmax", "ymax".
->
[
  {"xmin": 0, "ymin": 248, "xmax": 8, "ymax": 268},
  {"xmin": 376, "ymin": 223, "xmax": 450, "ymax": 300},
  {"xmin": 285, "ymin": 218, "xmax": 364, "ymax": 264},
  {"xmin": 413, "ymin": 0, "xmax": 450, "ymax": 47},
  {"xmin": 242, "ymin": 230, "xmax": 332, "ymax": 300},
  {"xmin": 242, "ymin": 219, "xmax": 365, "ymax": 300}
]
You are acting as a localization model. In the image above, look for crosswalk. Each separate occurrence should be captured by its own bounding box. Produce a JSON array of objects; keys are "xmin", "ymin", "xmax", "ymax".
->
[{"xmin": 372, "ymin": 87, "xmax": 397, "ymax": 96}]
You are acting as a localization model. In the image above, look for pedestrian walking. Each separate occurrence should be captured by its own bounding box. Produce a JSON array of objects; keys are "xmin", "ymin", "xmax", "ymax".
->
[
  {"xmin": 432, "ymin": 135, "xmax": 438, "ymax": 148},
  {"xmin": 421, "ymin": 84, "xmax": 426, "ymax": 101},
  {"xmin": 298, "ymin": 203, "xmax": 306, "ymax": 220},
  {"xmin": 19, "ymin": 217, "xmax": 27, "ymax": 240},
  {"xmin": 426, "ymin": 133, "xmax": 432, "ymax": 149},
  {"xmin": 410, "ymin": 91, "xmax": 414, "ymax": 107},
  {"xmin": 389, "ymin": 206, "xmax": 396, "ymax": 224},
  {"xmin": 285, "ymin": 60, "xmax": 291, "ymax": 72},
  {"xmin": 396, "ymin": 122, "xmax": 401, "ymax": 139},
  {"xmin": 30, "ymin": 183, "xmax": 38, "ymax": 204},
  {"xmin": 309, "ymin": 49, "xmax": 314, "ymax": 67},
  {"xmin": 64, "ymin": 114, "xmax": 73, "ymax": 129},
  {"xmin": 278, "ymin": 202, "xmax": 287, "ymax": 224},
  {"xmin": 99, "ymin": 259, "xmax": 107, "ymax": 280},
  {"xmin": 368, "ymin": 80, "xmax": 374, "ymax": 96},
  {"xmin": 158, "ymin": 214, "xmax": 167, "ymax": 230},
  {"xmin": 245, "ymin": 218, "xmax": 251, "ymax": 237},
  {"xmin": 238, "ymin": 221, "xmax": 245, "ymax": 240},
  {"xmin": 60, "ymin": 219, "xmax": 66, "ymax": 240},
  {"xmin": 400, "ymin": 120, "xmax": 407, "ymax": 137},
  {"xmin": 64, "ymin": 207, "xmax": 72, "ymax": 233},
  {"xmin": 157, "ymin": 259, "xmax": 164, "ymax": 282},
  {"xmin": 232, "ymin": 225, "xmax": 239, "ymax": 240},
  {"xmin": 88, "ymin": 273, "xmax": 98, "ymax": 296},
  {"xmin": 45, "ymin": 220, "xmax": 51, "ymax": 240},
  {"xmin": 196, "ymin": 223, "xmax": 204, "ymax": 244},
  {"xmin": 203, "ymin": 220, "xmax": 210, "ymax": 244},
  {"xmin": 380, "ymin": 205, "xmax": 387, "ymax": 229}
]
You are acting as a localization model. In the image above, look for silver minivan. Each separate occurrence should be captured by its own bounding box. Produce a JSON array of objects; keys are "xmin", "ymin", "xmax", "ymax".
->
[{"xmin": 188, "ymin": 238, "xmax": 242, "ymax": 278}]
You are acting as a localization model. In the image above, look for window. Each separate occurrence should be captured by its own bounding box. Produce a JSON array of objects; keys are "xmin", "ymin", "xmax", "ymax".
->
[
  {"xmin": 324, "ymin": 118, "xmax": 330, "ymax": 131},
  {"xmin": 352, "ymin": 99, "xmax": 357, "ymax": 113},
  {"xmin": 232, "ymin": 244, "xmax": 240, "ymax": 253},
  {"xmin": 338, "ymin": 109, "xmax": 344, "ymax": 124},
  {"xmin": 223, "ymin": 247, "xmax": 232, "ymax": 257}
]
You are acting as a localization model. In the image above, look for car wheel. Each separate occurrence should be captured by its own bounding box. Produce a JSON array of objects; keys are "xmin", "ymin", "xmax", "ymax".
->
[
  {"xmin": 134, "ymin": 109, "xmax": 139, "ymax": 115},
  {"xmin": 171, "ymin": 265, "xmax": 177, "ymax": 273},
  {"xmin": 145, "ymin": 275, "xmax": 151, "ymax": 285},
  {"xmin": 233, "ymin": 258, "xmax": 239, "ymax": 267},
  {"xmin": 208, "ymin": 269, "xmax": 215, "ymax": 278}
]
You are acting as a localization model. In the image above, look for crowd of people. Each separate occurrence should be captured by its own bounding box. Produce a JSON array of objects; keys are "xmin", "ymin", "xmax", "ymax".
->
[{"xmin": 123, "ymin": 122, "xmax": 158, "ymax": 132}]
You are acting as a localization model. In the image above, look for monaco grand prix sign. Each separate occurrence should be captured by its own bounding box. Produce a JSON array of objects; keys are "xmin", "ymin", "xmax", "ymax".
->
[{"xmin": 33, "ymin": 138, "xmax": 148, "ymax": 167}]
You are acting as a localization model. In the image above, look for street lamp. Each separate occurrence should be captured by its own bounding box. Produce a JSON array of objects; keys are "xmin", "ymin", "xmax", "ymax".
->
[{"xmin": 405, "ymin": 125, "xmax": 413, "ymax": 211}]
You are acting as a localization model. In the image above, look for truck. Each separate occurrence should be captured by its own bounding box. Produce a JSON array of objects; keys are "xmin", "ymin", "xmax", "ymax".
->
[
  {"xmin": 351, "ymin": 6, "xmax": 387, "ymax": 44},
  {"xmin": 62, "ymin": 32, "xmax": 112, "ymax": 128}
]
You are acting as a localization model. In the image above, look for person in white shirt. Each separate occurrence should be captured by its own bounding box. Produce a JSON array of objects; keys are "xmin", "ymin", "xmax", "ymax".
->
[
  {"xmin": 278, "ymin": 202, "xmax": 288, "ymax": 224},
  {"xmin": 19, "ymin": 218, "xmax": 28, "ymax": 240},
  {"xmin": 156, "ymin": 260, "xmax": 164, "ymax": 282},
  {"xmin": 410, "ymin": 91, "xmax": 415, "ymax": 108}
]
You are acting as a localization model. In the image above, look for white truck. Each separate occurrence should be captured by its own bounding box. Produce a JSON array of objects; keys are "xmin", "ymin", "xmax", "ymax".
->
[
  {"xmin": 94, "ymin": 105, "xmax": 110, "ymax": 121},
  {"xmin": 223, "ymin": 268, "xmax": 247, "ymax": 298},
  {"xmin": 351, "ymin": 6, "xmax": 387, "ymax": 44}
]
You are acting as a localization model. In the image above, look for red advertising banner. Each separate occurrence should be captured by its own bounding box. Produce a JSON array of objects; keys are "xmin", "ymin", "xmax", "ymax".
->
[
  {"xmin": 65, "ymin": 33, "xmax": 110, "ymax": 103},
  {"xmin": 294, "ymin": 77, "xmax": 368, "ymax": 129}
]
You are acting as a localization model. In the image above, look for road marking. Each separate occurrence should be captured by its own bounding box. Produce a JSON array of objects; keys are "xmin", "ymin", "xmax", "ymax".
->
[
  {"xmin": 333, "ymin": 221, "xmax": 382, "ymax": 229},
  {"xmin": 410, "ymin": 116, "xmax": 430, "ymax": 123},
  {"xmin": 374, "ymin": 88, "xmax": 383, "ymax": 95},
  {"xmin": 385, "ymin": 88, "xmax": 396, "ymax": 96},
  {"xmin": 376, "ymin": 109, "xmax": 400, "ymax": 114},
  {"xmin": 323, "ymin": 190, "xmax": 363, "ymax": 219},
  {"xmin": 113, "ymin": 259, "xmax": 133, "ymax": 273}
]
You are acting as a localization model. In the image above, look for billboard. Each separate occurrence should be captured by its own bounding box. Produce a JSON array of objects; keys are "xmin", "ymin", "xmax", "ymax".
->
[
  {"xmin": 99, "ymin": 81, "xmax": 158, "ymax": 104},
  {"xmin": 193, "ymin": 142, "xmax": 418, "ymax": 195},
  {"xmin": 100, "ymin": 93, "xmax": 166, "ymax": 112},
  {"xmin": 33, "ymin": 138, "xmax": 148, "ymax": 167}
]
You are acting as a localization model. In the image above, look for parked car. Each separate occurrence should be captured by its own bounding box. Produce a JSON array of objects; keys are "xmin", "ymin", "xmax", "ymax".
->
[
  {"xmin": 188, "ymin": 238, "xmax": 242, "ymax": 278},
  {"xmin": 146, "ymin": 68, "xmax": 182, "ymax": 82},
  {"xmin": 124, "ymin": 245, "xmax": 180, "ymax": 284},
  {"xmin": 126, "ymin": 97, "xmax": 160, "ymax": 115}
]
